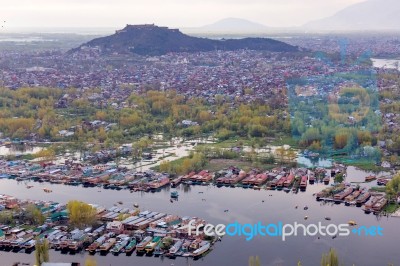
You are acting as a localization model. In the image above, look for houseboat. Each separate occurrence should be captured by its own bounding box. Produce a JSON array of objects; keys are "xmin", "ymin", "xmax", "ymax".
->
[
  {"xmin": 334, "ymin": 187, "xmax": 353, "ymax": 203},
  {"xmin": 356, "ymin": 191, "xmax": 371, "ymax": 207},
  {"xmin": 68, "ymin": 235, "xmax": 87, "ymax": 252},
  {"xmin": 284, "ymin": 174, "xmax": 295, "ymax": 187},
  {"xmin": 344, "ymin": 190, "xmax": 361, "ymax": 206},
  {"xmin": 111, "ymin": 236, "xmax": 130, "ymax": 254},
  {"xmin": 364, "ymin": 196, "xmax": 381, "ymax": 213},
  {"xmin": 171, "ymin": 176, "xmax": 182, "ymax": 187},
  {"xmin": 276, "ymin": 176, "xmax": 287, "ymax": 189},
  {"xmin": 23, "ymin": 239, "xmax": 36, "ymax": 251},
  {"xmin": 86, "ymin": 235, "xmax": 107, "ymax": 253},
  {"xmin": 168, "ymin": 240, "xmax": 183, "ymax": 256},
  {"xmin": 145, "ymin": 236, "xmax": 161, "ymax": 253},
  {"xmin": 299, "ymin": 175, "xmax": 308, "ymax": 190},
  {"xmin": 124, "ymin": 238, "xmax": 137, "ymax": 254},
  {"xmin": 192, "ymin": 242, "xmax": 211, "ymax": 258},
  {"xmin": 99, "ymin": 238, "xmax": 116, "ymax": 253},
  {"xmin": 372, "ymin": 197, "xmax": 388, "ymax": 213},
  {"xmin": 136, "ymin": 236, "xmax": 152, "ymax": 253}
]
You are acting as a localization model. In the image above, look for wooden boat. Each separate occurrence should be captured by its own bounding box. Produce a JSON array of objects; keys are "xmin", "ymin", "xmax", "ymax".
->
[
  {"xmin": 169, "ymin": 240, "xmax": 183, "ymax": 256},
  {"xmin": 356, "ymin": 192, "xmax": 371, "ymax": 206},
  {"xmin": 372, "ymin": 197, "xmax": 388, "ymax": 213},
  {"xmin": 276, "ymin": 176, "xmax": 287, "ymax": 189},
  {"xmin": 86, "ymin": 235, "xmax": 106, "ymax": 253},
  {"xmin": 136, "ymin": 236, "xmax": 152, "ymax": 253},
  {"xmin": 348, "ymin": 220, "xmax": 357, "ymax": 226},
  {"xmin": 111, "ymin": 237, "xmax": 129, "ymax": 254},
  {"xmin": 145, "ymin": 236, "xmax": 161, "ymax": 253},
  {"xmin": 68, "ymin": 236, "xmax": 86, "ymax": 251},
  {"xmin": 99, "ymin": 238, "xmax": 116, "ymax": 253},
  {"xmin": 344, "ymin": 190, "xmax": 361, "ymax": 205},
  {"xmin": 365, "ymin": 175, "xmax": 377, "ymax": 182},
  {"xmin": 363, "ymin": 196, "xmax": 381, "ymax": 213},
  {"xmin": 192, "ymin": 242, "xmax": 210, "ymax": 258},
  {"xmin": 125, "ymin": 238, "xmax": 137, "ymax": 253},
  {"xmin": 284, "ymin": 174, "xmax": 295, "ymax": 187},
  {"xmin": 334, "ymin": 187, "xmax": 353, "ymax": 202},
  {"xmin": 300, "ymin": 175, "xmax": 307, "ymax": 190},
  {"xmin": 171, "ymin": 176, "xmax": 182, "ymax": 187},
  {"xmin": 23, "ymin": 239, "xmax": 36, "ymax": 250}
]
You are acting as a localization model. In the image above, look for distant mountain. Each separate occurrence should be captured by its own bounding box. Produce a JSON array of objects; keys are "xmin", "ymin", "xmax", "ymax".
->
[
  {"xmin": 199, "ymin": 18, "xmax": 269, "ymax": 33},
  {"xmin": 70, "ymin": 24, "xmax": 298, "ymax": 56},
  {"xmin": 304, "ymin": 0, "xmax": 400, "ymax": 31}
]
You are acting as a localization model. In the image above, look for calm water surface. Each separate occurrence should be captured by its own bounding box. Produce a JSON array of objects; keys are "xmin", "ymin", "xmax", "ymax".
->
[{"xmin": 0, "ymin": 168, "xmax": 398, "ymax": 266}]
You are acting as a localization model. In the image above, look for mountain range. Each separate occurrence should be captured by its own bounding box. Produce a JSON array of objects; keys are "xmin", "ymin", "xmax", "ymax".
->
[
  {"xmin": 304, "ymin": 0, "xmax": 400, "ymax": 31},
  {"xmin": 197, "ymin": 18, "xmax": 269, "ymax": 33},
  {"xmin": 185, "ymin": 0, "xmax": 400, "ymax": 33}
]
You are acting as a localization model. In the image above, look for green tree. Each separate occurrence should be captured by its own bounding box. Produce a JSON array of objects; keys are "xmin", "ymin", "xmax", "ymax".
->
[
  {"xmin": 66, "ymin": 200, "xmax": 97, "ymax": 228},
  {"xmin": 248, "ymin": 256, "xmax": 261, "ymax": 266},
  {"xmin": 35, "ymin": 238, "xmax": 49, "ymax": 266},
  {"xmin": 25, "ymin": 204, "xmax": 45, "ymax": 225},
  {"xmin": 386, "ymin": 173, "xmax": 400, "ymax": 200},
  {"xmin": 321, "ymin": 248, "xmax": 339, "ymax": 266}
]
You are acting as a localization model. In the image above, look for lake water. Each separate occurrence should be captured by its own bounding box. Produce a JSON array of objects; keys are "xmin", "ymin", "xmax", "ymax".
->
[
  {"xmin": 0, "ymin": 145, "xmax": 43, "ymax": 156},
  {"xmin": 372, "ymin": 58, "xmax": 400, "ymax": 70},
  {"xmin": 0, "ymin": 167, "xmax": 399, "ymax": 266}
]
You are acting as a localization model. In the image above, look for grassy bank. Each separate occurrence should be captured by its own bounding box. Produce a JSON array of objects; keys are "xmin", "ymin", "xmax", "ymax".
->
[{"xmin": 384, "ymin": 203, "xmax": 400, "ymax": 214}]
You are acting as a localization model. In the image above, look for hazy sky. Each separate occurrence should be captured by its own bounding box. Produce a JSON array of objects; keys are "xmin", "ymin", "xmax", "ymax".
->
[{"xmin": 2, "ymin": 0, "xmax": 365, "ymax": 29}]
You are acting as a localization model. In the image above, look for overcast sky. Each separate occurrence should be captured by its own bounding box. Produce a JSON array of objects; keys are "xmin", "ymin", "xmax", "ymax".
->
[{"xmin": 2, "ymin": 0, "xmax": 365, "ymax": 29}]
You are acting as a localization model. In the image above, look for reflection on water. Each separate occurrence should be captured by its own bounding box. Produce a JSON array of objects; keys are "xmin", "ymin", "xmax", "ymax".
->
[
  {"xmin": 297, "ymin": 156, "xmax": 333, "ymax": 168},
  {"xmin": 0, "ymin": 176, "xmax": 399, "ymax": 266},
  {"xmin": 0, "ymin": 145, "xmax": 43, "ymax": 156},
  {"xmin": 120, "ymin": 137, "xmax": 215, "ymax": 171}
]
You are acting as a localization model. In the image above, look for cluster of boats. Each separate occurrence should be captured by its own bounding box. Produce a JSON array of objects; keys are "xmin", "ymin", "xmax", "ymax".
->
[
  {"xmin": 0, "ymin": 225, "xmax": 212, "ymax": 258},
  {"xmin": 316, "ymin": 185, "xmax": 388, "ymax": 214},
  {"xmin": 1, "ymin": 159, "xmax": 350, "ymax": 197},
  {"xmin": 0, "ymin": 192, "xmax": 216, "ymax": 260}
]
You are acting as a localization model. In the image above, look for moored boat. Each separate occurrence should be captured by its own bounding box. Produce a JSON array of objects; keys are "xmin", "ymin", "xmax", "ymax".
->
[
  {"xmin": 124, "ymin": 238, "xmax": 137, "ymax": 254},
  {"xmin": 111, "ymin": 237, "xmax": 130, "ymax": 254},
  {"xmin": 23, "ymin": 239, "xmax": 36, "ymax": 250},
  {"xmin": 344, "ymin": 190, "xmax": 361, "ymax": 206},
  {"xmin": 356, "ymin": 191, "xmax": 371, "ymax": 207},
  {"xmin": 365, "ymin": 175, "xmax": 377, "ymax": 182},
  {"xmin": 136, "ymin": 236, "xmax": 152, "ymax": 253},
  {"xmin": 144, "ymin": 236, "xmax": 161, "ymax": 253},
  {"xmin": 169, "ymin": 239, "xmax": 183, "ymax": 256},
  {"xmin": 300, "ymin": 175, "xmax": 307, "ymax": 190},
  {"xmin": 170, "ymin": 191, "xmax": 179, "ymax": 198},
  {"xmin": 192, "ymin": 242, "xmax": 210, "ymax": 258},
  {"xmin": 99, "ymin": 238, "xmax": 116, "ymax": 253},
  {"xmin": 334, "ymin": 187, "xmax": 353, "ymax": 203},
  {"xmin": 86, "ymin": 235, "xmax": 107, "ymax": 253}
]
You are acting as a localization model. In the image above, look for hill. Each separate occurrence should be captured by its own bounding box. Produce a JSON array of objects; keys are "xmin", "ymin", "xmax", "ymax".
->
[
  {"xmin": 70, "ymin": 24, "xmax": 298, "ymax": 56},
  {"xmin": 304, "ymin": 0, "xmax": 400, "ymax": 31}
]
